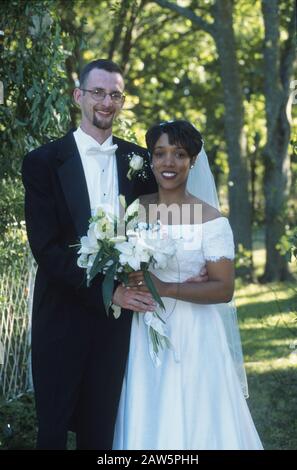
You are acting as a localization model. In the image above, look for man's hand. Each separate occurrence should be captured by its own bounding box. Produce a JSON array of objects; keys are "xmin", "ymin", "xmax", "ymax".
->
[
  {"xmin": 112, "ymin": 285, "xmax": 156, "ymax": 313},
  {"xmin": 185, "ymin": 266, "xmax": 209, "ymax": 283}
]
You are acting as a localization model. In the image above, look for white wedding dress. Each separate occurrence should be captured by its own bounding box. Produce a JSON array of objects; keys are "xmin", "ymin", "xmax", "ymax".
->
[{"xmin": 113, "ymin": 217, "xmax": 263, "ymax": 450}]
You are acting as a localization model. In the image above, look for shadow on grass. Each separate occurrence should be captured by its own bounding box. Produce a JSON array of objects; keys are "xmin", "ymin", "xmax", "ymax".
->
[
  {"xmin": 236, "ymin": 291, "xmax": 297, "ymax": 360},
  {"xmin": 236, "ymin": 288, "xmax": 296, "ymax": 301},
  {"xmin": 247, "ymin": 368, "xmax": 297, "ymax": 450},
  {"xmin": 237, "ymin": 297, "xmax": 297, "ymax": 321},
  {"xmin": 240, "ymin": 323, "xmax": 297, "ymax": 361}
]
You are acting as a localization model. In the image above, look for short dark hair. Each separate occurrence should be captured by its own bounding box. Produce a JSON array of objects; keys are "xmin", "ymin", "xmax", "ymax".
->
[
  {"xmin": 145, "ymin": 120, "xmax": 203, "ymax": 159},
  {"xmin": 79, "ymin": 59, "xmax": 124, "ymax": 88}
]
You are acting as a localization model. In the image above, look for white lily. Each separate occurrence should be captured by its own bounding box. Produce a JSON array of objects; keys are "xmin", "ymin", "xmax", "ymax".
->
[
  {"xmin": 93, "ymin": 217, "xmax": 114, "ymax": 240},
  {"xmin": 119, "ymin": 253, "xmax": 141, "ymax": 271},
  {"xmin": 77, "ymin": 253, "xmax": 88, "ymax": 268},
  {"xmin": 115, "ymin": 239, "xmax": 136, "ymax": 256},
  {"xmin": 78, "ymin": 231, "xmax": 98, "ymax": 255},
  {"xmin": 124, "ymin": 198, "xmax": 140, "ymax": 221}
]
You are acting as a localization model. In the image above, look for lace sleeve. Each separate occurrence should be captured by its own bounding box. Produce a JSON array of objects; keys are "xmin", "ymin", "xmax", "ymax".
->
[{"xmin": 202, "ymin": 217, "xmax": 235, "ymax": 262}]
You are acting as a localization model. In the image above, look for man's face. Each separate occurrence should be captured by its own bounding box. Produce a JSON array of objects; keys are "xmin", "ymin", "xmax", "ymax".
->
[{"xmin": 74, "ymin": 68, "xmax": 125, "ymax": 131}]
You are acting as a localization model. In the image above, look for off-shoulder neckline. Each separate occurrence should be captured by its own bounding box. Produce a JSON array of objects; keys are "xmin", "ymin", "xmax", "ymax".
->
[{"xmin": 159, "ymin": 217, "xmax": 228, "ymax": 227}]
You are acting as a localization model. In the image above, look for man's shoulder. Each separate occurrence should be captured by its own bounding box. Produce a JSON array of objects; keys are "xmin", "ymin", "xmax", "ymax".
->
[
  {"xmin": 113, "ymin": 136, "xmax": 148, "ymax": 155},
  {"xmin": 24, "ymin": 130, "xmax": 75, "ymax": 163}
]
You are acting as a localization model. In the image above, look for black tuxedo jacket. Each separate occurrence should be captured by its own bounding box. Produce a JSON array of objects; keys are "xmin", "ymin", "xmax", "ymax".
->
[{"xmin": 22, "ymin": 130, "xmax": 157, "ymax": 449}]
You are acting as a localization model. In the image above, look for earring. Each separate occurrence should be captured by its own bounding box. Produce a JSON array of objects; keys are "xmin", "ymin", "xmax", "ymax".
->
[
  {"xmin": 190, "ymin": 164, "xmax": 195, "ymax": 169},
  {"xmin": 150, "ymin": 163, "xmax": 154, "ymax": 169}
]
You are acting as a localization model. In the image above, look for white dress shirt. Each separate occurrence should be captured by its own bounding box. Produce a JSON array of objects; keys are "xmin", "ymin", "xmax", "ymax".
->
[{"xmin": 73, "ymin": 127, "xmax": 119, "ymax": 217}]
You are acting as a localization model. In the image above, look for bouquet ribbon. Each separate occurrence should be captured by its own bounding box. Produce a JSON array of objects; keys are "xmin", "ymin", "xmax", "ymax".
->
[{"xmin": 143, "ymin": 312, "xmax": 180, "ymax": 367}]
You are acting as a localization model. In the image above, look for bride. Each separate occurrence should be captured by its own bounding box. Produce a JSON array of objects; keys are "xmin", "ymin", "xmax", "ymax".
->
[{"xmin": 112, "ymin": 120, "xmax": 263, "ymax": 450}]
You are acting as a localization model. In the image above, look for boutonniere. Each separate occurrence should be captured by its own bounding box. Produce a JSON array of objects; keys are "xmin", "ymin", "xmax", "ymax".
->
[
  {"xmin": 127, "ymin": 153, "xmax": 148, "ymax": 181},
  {"xmin": 127, "ymin": 153, "xmax": 144, "ymax": 180}
]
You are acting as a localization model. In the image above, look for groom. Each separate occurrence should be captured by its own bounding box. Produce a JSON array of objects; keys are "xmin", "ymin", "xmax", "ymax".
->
[{"xmin": 22, "ymin": 59, "xmax": 157, "ymax": 449}]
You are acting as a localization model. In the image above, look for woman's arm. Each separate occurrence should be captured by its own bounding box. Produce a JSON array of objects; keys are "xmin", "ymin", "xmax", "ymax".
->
[
  {"xmin": 128, "ymin": 258, "xmax": 234, "ymax": 304},
  {"xmin": 164, "ymin": 259, "xmax": 234, "ymax": 304}
]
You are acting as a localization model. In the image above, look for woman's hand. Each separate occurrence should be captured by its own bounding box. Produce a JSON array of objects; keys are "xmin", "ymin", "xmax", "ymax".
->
[{"xmin": 127, "ymin": 271, "xmax": 168, "ymax": 298}]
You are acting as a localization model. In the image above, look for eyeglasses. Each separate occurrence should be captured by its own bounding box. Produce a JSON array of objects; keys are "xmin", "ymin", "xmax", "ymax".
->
[{"xmin": 80, "ymin": 87, "xmax": 125, "ymax": 103}]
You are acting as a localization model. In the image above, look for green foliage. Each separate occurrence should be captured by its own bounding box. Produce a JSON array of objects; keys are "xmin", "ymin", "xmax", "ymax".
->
[
  {"xmin": 235, "ymin": 243, "xmax": 253, "ymax": 279},
  {"xmin": 0, "ymin": 0, "xmax": 85, "ymax": 238},
  {"xmin": 0, "ymin": 393, "xmax": 36, "ymax": 449},
  {"xmin": 0, "ymin": 178, "xmax": 24, "ymax": 235},
  {"xmin": 0, "ymin": 0, "xmax": 72, "ymax": 165},
  {"xmin": 0, "ymin": 223, "xmax": 27, "ymax": 274},
  {"xmin": 276, "ymin": 138, "xmax": 297, "ymax": 264},
  {"xmin": 113, "ymin": 116, "xmax": 139, "ymax": 144},
  {"xmin": 0, "ymin": 0, "xmax": 295, "ymax": 279},
  {"xmin": 277, "ymin": 227, "xmax": 297, "ymax": 263}
]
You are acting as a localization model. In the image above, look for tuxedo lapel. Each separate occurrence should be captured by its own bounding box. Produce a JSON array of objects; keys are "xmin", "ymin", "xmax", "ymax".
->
[
  {"xmin": 56, "ymin": 133, "xmax": 138, "ymax": 237},
  {"xmin": 56, "ymin": 131, "xmax": 91, "ymax": 237},
  {"xmin": 113, "ymin": 137, "xmax": 134, "ymax": 206}
]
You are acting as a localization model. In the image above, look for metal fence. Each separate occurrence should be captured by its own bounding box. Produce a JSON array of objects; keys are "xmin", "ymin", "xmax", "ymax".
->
[{"xmin": 0, "ymin": 250, "xmax": 35, "ymax": 401}]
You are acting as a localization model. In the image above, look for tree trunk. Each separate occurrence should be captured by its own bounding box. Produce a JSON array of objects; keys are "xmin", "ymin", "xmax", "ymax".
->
[
  {"xmin": 59, "ymin": 2, "xmax": 84, "ymax": 128},
  {"xmin": 261, "ymin": 0, "xmax": 295, "ymax": 281},
  {"xmin": 250, "ymin": 133, "xmax": 260, "ymax": 225},
  {"xmin": 154, "ymin": 0, "xmax": 253, "ymax": 277},
  {"xmin": 213, "ymin": 0, "xmax": 252, "ymax": 276},
  {"xmin": 120, "ymin": 0, "xmax": 142, "ymax": 74},
  {"xmin": 108, "ymin": 0, "xmax": 131, "ymax": 61}
]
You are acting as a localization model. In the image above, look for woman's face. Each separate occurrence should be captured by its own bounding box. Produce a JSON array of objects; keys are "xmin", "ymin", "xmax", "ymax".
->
[{"xmin": 152, "ymin": 133, "xmax": 194, "ymax": 191}]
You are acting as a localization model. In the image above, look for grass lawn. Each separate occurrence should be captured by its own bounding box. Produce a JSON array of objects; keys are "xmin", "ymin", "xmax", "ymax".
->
[{"xmin": 235, "ymin": 236, "xmax": 297, "ymax": 450}]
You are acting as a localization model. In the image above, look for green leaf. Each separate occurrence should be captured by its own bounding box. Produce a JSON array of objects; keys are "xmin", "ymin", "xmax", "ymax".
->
[
  {"xmin": 143, "ymin": 270, "xmax": 165, "ymax": 310},
  {"xmin": 88, "ymin": 255, "xmax": 115, "ymax": 285},
  {"xmin": 102, "ymin": 261, "xmax": 117, "ymax": 315},
  {"xmin": 87, "ymin": 247, "xmax": 104, "ymax": 283},
  {"xmin": 120, "ymin": 272, "xmax": 129, "ymax": 285},
  {"xmin": 154, "ymin": 311, "xmax": 165, "ymax": 324}
]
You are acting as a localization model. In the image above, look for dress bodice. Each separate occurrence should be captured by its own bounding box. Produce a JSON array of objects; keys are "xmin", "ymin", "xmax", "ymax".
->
[{"xmin": 152, "ymin": 217, "xmax": 235, "ymax": 282}]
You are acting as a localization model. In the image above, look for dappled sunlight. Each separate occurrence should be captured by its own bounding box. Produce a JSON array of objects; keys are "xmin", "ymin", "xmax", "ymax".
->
[
  {"xmin": 235, "ymin": 282, "xmax": 297, "ymax": 305},
  {"xmin": 238, "ymin": 286, "xmax": 297, "ymax": 364},
  {"xmin": 241, "ymin": 315, "xmax": 297, "ymax": 360},
  {"xmin": 243, "ymin": 342, "xmax": 297, "ymax": 362},
  {"xmin": 237, "ymin": 299, "xmax": 296, "ymax": 321},
  {"xmin": 234, "ymin": 282, "xmax": 297, "ymax": 330},
  {"xmin": 252, "ymin": 233, "xmax": 297, "ymax": 279},
  {"xmin": 246, "ymin": 355, "xmax": 297, "ymax": 374},
  {"xmin": 239, "ymin": 312, "xmax": 296, "ymax": 330},
  {"xmin": 253, "ymin": 247, "xmax": 266, "ymax": 277}
]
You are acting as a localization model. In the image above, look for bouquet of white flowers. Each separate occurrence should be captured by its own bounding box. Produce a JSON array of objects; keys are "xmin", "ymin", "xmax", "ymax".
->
[{"xmin": 76, "ymin": 197, "xmax": 176, "ymax": 362}]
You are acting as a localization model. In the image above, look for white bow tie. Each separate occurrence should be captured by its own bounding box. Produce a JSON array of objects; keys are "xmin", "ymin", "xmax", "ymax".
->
[{"xmin": 86, "ymin": 143, "xmax": 118, "ymax": 156}]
